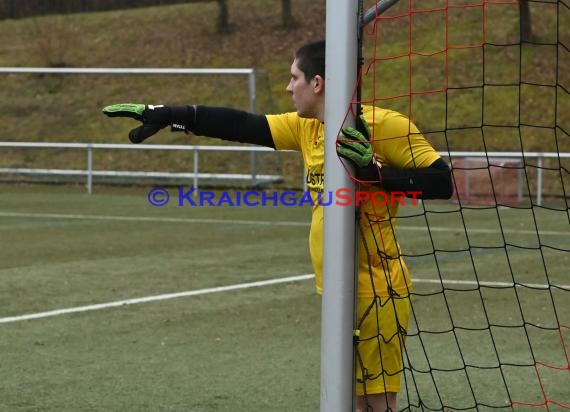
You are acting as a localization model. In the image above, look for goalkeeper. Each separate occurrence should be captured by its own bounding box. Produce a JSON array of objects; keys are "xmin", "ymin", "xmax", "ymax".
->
[{"xmin": 103, "ymin": 40, "xmax": 453, "ymax": 412}]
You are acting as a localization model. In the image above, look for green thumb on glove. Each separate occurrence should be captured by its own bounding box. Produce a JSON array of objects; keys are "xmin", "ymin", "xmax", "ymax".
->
[
  {"xmin": 337, "ymin": 116, "xmax": 374, "ymax": 168},
  {"xmin": 102, "ymin": 103, "xmax": 171, "ymax": 144}
]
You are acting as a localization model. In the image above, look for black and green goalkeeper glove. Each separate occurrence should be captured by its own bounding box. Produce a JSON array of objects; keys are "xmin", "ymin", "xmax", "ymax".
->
[
  {"xmin": 102, "ymin": 103, "xmax": 190, "ymax": 143},
  {"xmin": 337, "ymin": 116, "xmax": 374, "ymax": 168},
  {"xmin": 337, "ymin": 116, "xmax": 383, "ymax": 184}
]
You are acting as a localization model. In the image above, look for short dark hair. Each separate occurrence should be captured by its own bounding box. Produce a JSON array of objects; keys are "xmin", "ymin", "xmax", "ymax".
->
[{"xmin": 294, "ymin": 40, "xmax": 325, "ymax": 83}]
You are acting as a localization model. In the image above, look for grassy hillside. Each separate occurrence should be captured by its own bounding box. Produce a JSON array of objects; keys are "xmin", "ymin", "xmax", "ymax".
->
[
  {"xmin": 0, "ymin": 0, "xmax": 567, "ymax": 190},
  {"xmin": 0, "ymin": 0, "xmax": 326, "ymax": 136}
]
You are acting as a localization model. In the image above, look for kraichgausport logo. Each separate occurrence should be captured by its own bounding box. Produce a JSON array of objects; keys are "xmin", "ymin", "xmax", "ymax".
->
[{"xmin": 147, "ymin": 188, "xmax": 422, "ymax": 207}]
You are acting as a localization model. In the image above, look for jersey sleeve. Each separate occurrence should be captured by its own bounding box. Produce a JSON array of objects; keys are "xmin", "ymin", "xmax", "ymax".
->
[
  {"xmin": 367, "ymin": 108, "xmax": 441, "ymax": 169},
  {"xmin": 265, "ymin": 112, "xmax": 302, "ymax": 151}
]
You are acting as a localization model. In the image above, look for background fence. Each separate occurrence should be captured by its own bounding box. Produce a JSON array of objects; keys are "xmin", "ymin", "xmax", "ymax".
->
[
  {"xmin": 1, "ymin": 140, "xmax": 567, "ymax": 207},
  {"xmin": 0, "ymin": 142, "xmax": 283, "ymax": 194}
]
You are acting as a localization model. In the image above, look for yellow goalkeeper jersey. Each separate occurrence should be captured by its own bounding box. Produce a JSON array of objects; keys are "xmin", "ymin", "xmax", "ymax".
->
[{"xmin": 266, "ymin": 105, "xmax": 440, "ymax": 297}]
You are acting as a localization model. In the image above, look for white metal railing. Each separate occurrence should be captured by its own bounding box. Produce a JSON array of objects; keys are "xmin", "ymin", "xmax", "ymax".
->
[
  {"xmin": 0, "ymin": 142, "xmax": 281, "ymax": 194},
  {"xmin": 0, "ymin": 67, "xmax": 257, "ymax": 111},
  {"xmin": 0, "ymin": 66, "xmax": 262, "ymax": 191}
]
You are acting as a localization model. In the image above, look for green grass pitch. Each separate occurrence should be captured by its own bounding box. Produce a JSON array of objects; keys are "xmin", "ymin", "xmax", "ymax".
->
[{"xmin": 0, "ymin": 184, "xmax": 568, "ymax": 411}]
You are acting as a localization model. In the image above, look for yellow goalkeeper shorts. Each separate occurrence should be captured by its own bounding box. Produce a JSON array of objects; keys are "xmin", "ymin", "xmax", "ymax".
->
[{"xmin": 355, "ymin": 294, "xmax": 411, "ymax": 396}]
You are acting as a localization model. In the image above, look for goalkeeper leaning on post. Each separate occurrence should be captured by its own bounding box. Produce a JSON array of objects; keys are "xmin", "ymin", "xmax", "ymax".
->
[{"xmin": 103, "ymin": 40, "xmax": 453, "ymax": 412}]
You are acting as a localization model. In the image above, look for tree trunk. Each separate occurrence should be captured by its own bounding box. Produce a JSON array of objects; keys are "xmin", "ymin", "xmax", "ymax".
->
[
  {"xmin": 217, "ymin": 0, "xmax": 232, "ymax": 34},
  {"xmin": 281, "ymin": 0, "xmax": 297, "ymax": 28},
  {"xmin": 520, "ymin": 0, "xmax": 532, "ymax": 42}
]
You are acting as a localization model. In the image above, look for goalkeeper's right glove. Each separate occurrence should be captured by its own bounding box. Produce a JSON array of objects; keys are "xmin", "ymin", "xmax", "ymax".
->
[{"xmin": 102, "ymin": 103, "xmax": 192, "ymax": 143}]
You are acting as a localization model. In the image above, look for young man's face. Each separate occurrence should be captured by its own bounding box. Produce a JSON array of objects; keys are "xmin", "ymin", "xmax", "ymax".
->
[{"xmin": 286, "ymin": 59, "xmax": 321, "ymax": 119}]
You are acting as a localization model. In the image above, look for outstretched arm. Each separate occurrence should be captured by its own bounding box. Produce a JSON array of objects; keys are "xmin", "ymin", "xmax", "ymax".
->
[{"xmin": 103, "ymin": 104, "xmax": 275, "ymax": 149}]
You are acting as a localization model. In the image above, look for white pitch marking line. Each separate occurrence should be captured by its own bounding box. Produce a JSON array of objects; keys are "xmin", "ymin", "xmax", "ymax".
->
[
  {"xmin": 0, "ymin": 211, "xmax": 309, "ymax": 227},
  {"xmin": 399, "ymin": 226, "xmax": 568, "ymax": 237},
  {"xmin": 0, "ymin": 211, "xmax": 567, "ymax": 236},
  {"xmin": 1, "ymin": 275, "xmax": 567, "ymax": 325},
  {"xmin": 0, "ymin": 274, "xmax": 315, "ymax": 324},
  {"xmin": 415, "ymin": 278, "xmax": 570, "ymax": 290}
]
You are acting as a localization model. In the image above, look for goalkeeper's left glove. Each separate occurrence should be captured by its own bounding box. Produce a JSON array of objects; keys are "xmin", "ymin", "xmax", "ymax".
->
[{"xmin": 336, "ymin": 116, "xmax": 382, "ymax": 183}]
